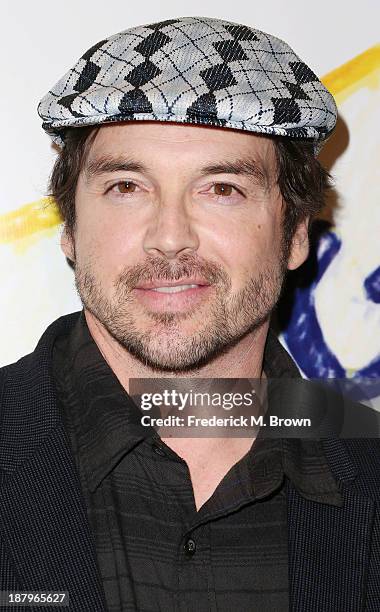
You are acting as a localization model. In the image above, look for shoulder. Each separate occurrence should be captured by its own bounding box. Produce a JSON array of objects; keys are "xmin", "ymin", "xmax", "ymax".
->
[
  {"xmin": 344, "ymin": 438, "xmax": 380, "ymax": 474},
  {"xmin": 0, "ymin": 311, "xmax": 81, "ymax": 377},
  {"xmin": 0, "ymin": 311, "xmax": 81, "ymax": 472},
  {"xmin": 323, "ymin": 437, "xmax": 380, "ymax": 498}
]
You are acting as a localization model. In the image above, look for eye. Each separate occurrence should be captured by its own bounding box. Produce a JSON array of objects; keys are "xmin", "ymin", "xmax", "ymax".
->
[
  {"xmin": 213, "ymin": 183, "xmax": 234, "ymax": 196},
  {"xmin": 111, "ymin": 181, "xmax": 138, "ymax": 194}
]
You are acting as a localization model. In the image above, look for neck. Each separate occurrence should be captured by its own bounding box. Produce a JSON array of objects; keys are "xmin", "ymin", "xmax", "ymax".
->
[{"xmin": 84, "ymin": 309, "xmax": 269, "ymax": 394}]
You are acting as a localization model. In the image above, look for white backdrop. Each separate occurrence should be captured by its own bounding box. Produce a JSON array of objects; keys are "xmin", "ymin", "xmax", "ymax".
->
[{"xmin": 1, "ymin": 0, "xmax": 379, "ymax": 397}]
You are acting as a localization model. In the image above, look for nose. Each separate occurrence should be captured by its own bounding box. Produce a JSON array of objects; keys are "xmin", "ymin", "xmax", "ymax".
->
[{"xmin": 143, "ymin": 195, "xmax": 200, "ymax": 259}]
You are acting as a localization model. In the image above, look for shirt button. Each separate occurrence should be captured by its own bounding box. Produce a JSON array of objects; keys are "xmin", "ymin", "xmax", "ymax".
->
[
  {"xmin": 184, "ymin": 538, "xmax": 196, "ymax": 557},
  {"xmin": 152, "ymin": 442, "xmax": 166, "ymax": 457}
]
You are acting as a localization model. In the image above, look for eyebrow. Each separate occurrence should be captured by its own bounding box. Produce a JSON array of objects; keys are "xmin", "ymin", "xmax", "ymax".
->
[
  {"xmin": 84, "ymin": 155, "xmax": 270, "ymax": 189},
  {"xmin": 199, "ymin": 158, "xmax": 270, "ymax": 189},
  {"xmin": 84, "ymin": 156, "xmax": 149, "ymax": 179}
]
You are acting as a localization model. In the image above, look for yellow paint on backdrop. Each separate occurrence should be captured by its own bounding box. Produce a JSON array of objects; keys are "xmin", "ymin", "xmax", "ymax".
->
[
  {"xmin": 0, "ymin": 44, "xmax": 379, "ymax": 250},
  {"xmin": 322, "ymin": 44, "xmax": 380, "ymax": 103},
  {"xmin": 0, "ymin": 198, "xmax": 62, "ymax": 253}
]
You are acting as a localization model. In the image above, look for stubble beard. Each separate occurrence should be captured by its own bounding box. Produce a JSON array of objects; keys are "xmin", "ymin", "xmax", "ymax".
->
[{"xmin": 73, "ymin": 250, "xmax": 288, "ymax": 373}]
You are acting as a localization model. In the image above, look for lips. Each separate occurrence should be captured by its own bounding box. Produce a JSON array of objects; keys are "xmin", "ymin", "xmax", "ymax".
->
[
  {"xmin": 135, "ymin": 278, "xmax": 210, "ymax": 290},
  {"xmin": 133, "ymin": 279, "xmax": 213, "ymax": 313},
  {"xmin": 150, "ymin": 284, "xmax": 199, "ymax": 293}
]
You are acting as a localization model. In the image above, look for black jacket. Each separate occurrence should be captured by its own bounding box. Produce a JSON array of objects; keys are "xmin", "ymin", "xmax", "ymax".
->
[{"xmin": 0, "ymin": 312, "xmax": 380, "ymax": 611}]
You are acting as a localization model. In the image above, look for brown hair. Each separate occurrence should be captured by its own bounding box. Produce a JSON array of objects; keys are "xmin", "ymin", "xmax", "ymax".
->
[
  {"xmin": 49, "ymin": 125, "xmax": 332, "ymax": 253},
  {"xmin": 273, "ymin": 138, "xmax": 332, "ymax": 254}
]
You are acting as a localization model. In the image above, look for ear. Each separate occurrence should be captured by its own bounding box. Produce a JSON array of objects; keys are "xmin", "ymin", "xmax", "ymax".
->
[
  {"xmin": 60, "ymin": 225, "xmax": 75, "ymax": 263},
  {"xmin": 287, "ymin": 217, "xmax": 310, "ymax": 271}
]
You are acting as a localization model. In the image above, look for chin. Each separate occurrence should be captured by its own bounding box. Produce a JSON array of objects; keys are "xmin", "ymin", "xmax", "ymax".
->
[
  {"xmin": 134, "ymin": 349, "xmax": 201, "ymax": 373},
  {"xmin": 122, "ymin": 330, "xmax": 220, "ymax": 372}
]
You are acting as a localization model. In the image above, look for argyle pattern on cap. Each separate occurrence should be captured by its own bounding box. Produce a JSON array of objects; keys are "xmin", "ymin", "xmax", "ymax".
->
[{"xmin": 38, "ymin": 16, "xmax": 337, "ymax": 147}]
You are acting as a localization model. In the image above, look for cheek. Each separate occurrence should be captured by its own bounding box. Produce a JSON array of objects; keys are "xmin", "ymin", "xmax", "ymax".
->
[
  {"xmin": 74, "ymin": 210, "xmax": 141, "ymax": 280},
  {"xmin": 212, "ymin": 216, "xmax": 280, "ymax": 283}
]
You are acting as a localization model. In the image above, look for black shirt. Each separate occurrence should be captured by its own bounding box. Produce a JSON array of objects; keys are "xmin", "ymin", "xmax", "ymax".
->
[{"xmin": 52, "ymin": 311, "xmax": 342, "ymax": 612}]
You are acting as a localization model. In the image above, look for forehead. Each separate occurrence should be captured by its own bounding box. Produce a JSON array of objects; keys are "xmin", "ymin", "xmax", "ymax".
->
[{"xmin": 86, "ymin": 121, "xmax": 276, "ymax": 166}]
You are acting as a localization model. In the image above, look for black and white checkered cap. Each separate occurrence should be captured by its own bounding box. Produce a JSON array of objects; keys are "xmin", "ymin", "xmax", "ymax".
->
[{"xmin": 38, "ymin": 16, "xmax": 337, "ymax": 149}]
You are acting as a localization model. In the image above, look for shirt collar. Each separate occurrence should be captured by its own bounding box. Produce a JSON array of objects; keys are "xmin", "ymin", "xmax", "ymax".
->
[
  {"xmin": 55, "ymin": 311, "xmax": 149, "ymax": 491},
  {"xmin": 54, "ymin": 310, "xmax": 342, "ymax": 505}
]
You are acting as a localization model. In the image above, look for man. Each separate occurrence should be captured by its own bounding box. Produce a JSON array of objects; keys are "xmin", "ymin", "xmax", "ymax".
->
[{"xmin": 0, "ymin": 16, "xmax": 379, "ymax": 612}]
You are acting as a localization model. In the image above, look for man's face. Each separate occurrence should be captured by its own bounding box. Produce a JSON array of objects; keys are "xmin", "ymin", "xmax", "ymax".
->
[{"xmin": 62, "ymin": 122, "xmax": 308, "ymax": 372}]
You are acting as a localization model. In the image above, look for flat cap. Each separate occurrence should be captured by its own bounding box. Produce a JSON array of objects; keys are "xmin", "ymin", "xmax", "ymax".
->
[{"xmin": 38, "ymin": 16, "xmax": 337, "ymax": 148}]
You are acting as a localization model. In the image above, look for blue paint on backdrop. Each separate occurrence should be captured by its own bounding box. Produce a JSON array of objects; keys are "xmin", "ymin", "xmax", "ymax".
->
[{"xmin": 282, "ymin": 231, "xmax": 380, "ymax": 399}]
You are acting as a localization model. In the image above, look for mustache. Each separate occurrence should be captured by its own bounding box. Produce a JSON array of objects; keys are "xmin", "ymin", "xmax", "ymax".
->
[{"xmin": 115, "ymin": 253, "xmax": 228, "ymax": 288}]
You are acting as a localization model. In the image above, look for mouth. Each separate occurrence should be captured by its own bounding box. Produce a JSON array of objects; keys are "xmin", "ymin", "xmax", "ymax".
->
[
  {"xmin": 149, "ymin": 284, "xmax": 202, "ymax": 294},
  {"xmin": 135, "ymin": 278, "xmax": 210, "ymax": 290},
  {"xmin": 133, "ymin": 279, "xmax": 213, "ymax": 312}
]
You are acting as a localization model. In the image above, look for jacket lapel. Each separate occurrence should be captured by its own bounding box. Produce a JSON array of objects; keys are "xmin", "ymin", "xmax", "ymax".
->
[
  {"xmin": 287, "ymin": 439, "xmax": 375, "ymax": 612},
  {"xmin": 0, "ymin": 424, "xmax": 107, "ymax": 611}
]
